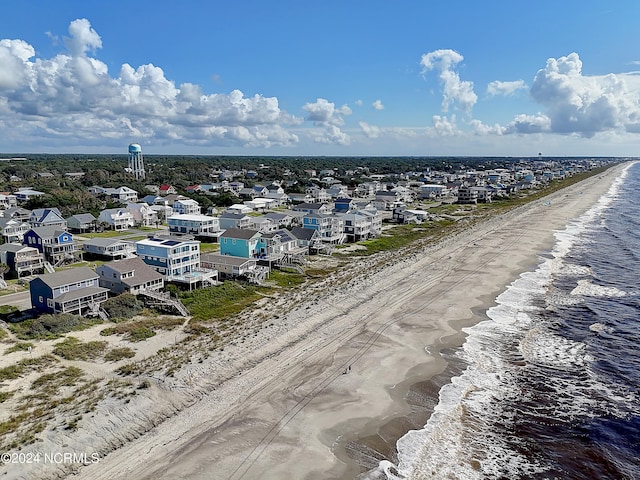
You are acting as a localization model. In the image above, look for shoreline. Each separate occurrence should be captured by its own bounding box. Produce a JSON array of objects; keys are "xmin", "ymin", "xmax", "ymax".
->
[{"xmin": 15, "ymin": 165, "xmax": 623, "ymax": 480}]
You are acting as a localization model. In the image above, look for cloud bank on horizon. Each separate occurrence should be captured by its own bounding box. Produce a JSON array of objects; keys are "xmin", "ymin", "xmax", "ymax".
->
[{"xmin": 1, "ymin": 18, "xmax": 640, "ymax": 155}]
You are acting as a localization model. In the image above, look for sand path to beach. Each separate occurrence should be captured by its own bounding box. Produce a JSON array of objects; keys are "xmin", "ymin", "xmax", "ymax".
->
[{"xmin": 73, "ymin": 166, "xmax": 623, "ymax": 480}]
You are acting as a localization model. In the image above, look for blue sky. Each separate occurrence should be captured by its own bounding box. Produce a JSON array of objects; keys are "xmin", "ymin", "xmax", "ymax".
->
[{"xmin": 1, "ymin": 0, "xmax": 640, "ymax": 156}]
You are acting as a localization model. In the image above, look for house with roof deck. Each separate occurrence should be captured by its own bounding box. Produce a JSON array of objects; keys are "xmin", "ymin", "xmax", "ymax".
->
[
  {"xmin": 0, "ymin": 216, "xmax": 31, "ymax": 244},
  {"xmin": 136, "ymin": 235, "xmax": 216, "ymax": 288},
  {"xmin": 172, "ymin": 198, "xmax": 201, "ymax": 215},
  {"xmin": 29, "ymin": 267, "xmax": 108, "ymax": 315},
  {"xmin": 0, "ymin": 243, "xmax": 44, "ymax": 278},
  {"xmin": 66, "ymin": 213, "xmax": 97, "ymax": 233},
  {"xmin": 219, "ymin": 211, "xmax": 253, "ymax": 230},
  {"xmin": 98, "ymin": 208, "xmax": 134, "ymax": 230},
  {"xmin": 0, "ymin": 193, "xmax": 17, "ymax": 209},
  {"xmin": 126, "ymin": 202, "xmax": 159, "ymax": 227},
  {"xmin": 23, "ymin": 226, "xmax": 76, "ymax": 266},
  {"xmin": 83, "ymin": 238, "xmax": 136, "ymax": 259},
  {"xmin": 168, "ymin": 213, "xmax": 221, "ymax": 238},
  {"xmin": 302, "ymin": 213, "xmax": 345, "ymax": 244},
  {"xmin": 97, "ymin": 257, "xmax": 164, "ymax": 295},
  {"xmin": 200, "ymin": 253, "xmax": 267, "ymax": 284},
  {"xmin": 104, "ymin": 186, "xmax": 139, "ymax": 203},
  {"xmin": 339, "ymin": 212, "xmax": 373, "ymax": 242}
]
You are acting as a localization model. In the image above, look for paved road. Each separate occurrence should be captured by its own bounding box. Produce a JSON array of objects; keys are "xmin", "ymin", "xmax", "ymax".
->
[{"xmin": 1, "ymin": 290, "xmax": 31, "ymax": 310}]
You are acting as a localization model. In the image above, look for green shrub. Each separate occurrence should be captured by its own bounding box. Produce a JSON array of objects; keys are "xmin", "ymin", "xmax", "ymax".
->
[
  {"xmin": 102, "ymin": 294, "xmax": 144, "ymax": 320},
  {"xmin": 52, "ymin": 337, "xmax": 107, "ymax": 361},
  {"xmin": 105, "ymin": 347, "xmax": 136, "ymax": 362},
  {"xmin": 9, "ymin": 314, "xmax": 101, "ymax": 340}
]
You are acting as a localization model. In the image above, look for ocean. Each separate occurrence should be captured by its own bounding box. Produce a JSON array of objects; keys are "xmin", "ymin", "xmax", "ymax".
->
[{"xmin": 373, "ymin": 162, "xmax": 640, "ymax": 479}]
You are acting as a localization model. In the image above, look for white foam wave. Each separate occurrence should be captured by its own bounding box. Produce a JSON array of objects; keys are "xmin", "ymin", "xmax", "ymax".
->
[
  {"xmin": 589, "ymin": 322, "xmax": 614, "ymax": 334},
  {"xmin": 381, "ymin": 165, "xmax": 635, "ymax": 480},
  {"xmin": 570, "ymin": 279, "xmax": 627, "ymax": 297}
]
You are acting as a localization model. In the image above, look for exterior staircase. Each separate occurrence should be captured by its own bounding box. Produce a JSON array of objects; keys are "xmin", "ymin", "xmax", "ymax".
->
[
  {"xmin": 140, "ymin": 290, "xmax": 190, "ymax": 317},
  {"xmin": 44, "ymin": 262, "xmax": 56, "ymax": 274}
]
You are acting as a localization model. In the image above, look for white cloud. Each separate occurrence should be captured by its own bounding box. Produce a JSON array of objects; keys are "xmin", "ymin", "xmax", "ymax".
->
[
  {"xmin": 64, "ymin": 18, "xmax": 102, "ymax": 56},
  {"xmin": 505, "ymin": 113, "xmax": 551, "ymax": 134},
  {"xmin": 302, "ymin": 98, "xmax": 352, "ymax": 145},
  {"xmin": 355, "ymin": 99, "xmax": 363, "ymax": 107},
  {"xmin": 487, "ymin": 80, "xmax": 527, "ymax": 96},
  {"xmin": 530, "ymin": 52, "xmax": 640, "ymax": 137},
  {"xmin": 0, "ymin": 19, "xmax": 300, "ymax": 149},
  {"xmin": 372, "ymin": 99, "xmax": 384, "ymax": 110},
  {"xmin": 310, "ymin": 124, "xmax": 350, "ymax": 145},
  {"xmin": 302, "ymin": 98, "xmax": 351, "ymax": 126},
  {"xmin": 359, "ymin": 121, "xmax": 381, "ymax": 139},
  {"xmin": 0, "ymin": 39, "xmax": 34, "ymax": 89},
  {"xmin": 429, "ymin": 115, "xmax": 461, "ymax": 136},
  {"xmin": 420, "ymin": 49, "xmax": 477, "ymax": 114},
  {"xmin": 469, "ymin": 119, "xmax": 507, "ymax": 135}
]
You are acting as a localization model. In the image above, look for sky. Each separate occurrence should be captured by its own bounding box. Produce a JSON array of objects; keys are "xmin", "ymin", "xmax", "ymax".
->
[{"xmin": 1, "ymin": 0, "xmax": 640, "ymax": 157}]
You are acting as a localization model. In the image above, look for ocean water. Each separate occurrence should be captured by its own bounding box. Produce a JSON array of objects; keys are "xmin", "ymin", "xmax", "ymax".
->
[{"xmin": 375, "ymin": 162, "xmax": 640, "ymax": 479}]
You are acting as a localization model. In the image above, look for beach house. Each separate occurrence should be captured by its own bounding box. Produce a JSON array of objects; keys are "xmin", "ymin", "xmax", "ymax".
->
[
  {"xmin": 97, "ymin": 257, "xmax": 164, "ymax": 295},
  {"xmin": 0, "ymin": 243, "xmax": 44, "ymax": 278},
  {"xmin": 219, "ymin": 228, "xmax": 265, "ymax": 258},
  {"xmin": 29, "ymin": 267, "xmax": 108, "ymax": 315},
  {"xmin": 23, "ymin": 226, "xmax": 76, "ymax": 266}
]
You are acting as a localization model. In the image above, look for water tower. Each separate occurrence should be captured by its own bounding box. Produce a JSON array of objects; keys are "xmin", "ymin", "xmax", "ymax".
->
[{"xmin": 128, "ymin": 143, "xmax": 145, "ymax": 181}]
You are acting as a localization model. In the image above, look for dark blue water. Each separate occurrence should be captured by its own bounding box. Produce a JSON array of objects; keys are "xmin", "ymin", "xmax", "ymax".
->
[{"xmin": 376, "ymin": 162, "xmax": 640, "ymax": 479}]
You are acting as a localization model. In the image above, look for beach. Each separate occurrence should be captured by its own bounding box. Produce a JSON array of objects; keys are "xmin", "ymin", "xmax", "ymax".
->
[{"xmin": 56, "ymin": 165, "xmax": 625, "ymax": 480}]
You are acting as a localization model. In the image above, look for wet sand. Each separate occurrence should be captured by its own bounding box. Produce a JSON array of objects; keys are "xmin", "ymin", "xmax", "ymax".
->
[{"xmin": 73, "ymin": 165, "xmax": 624, "ymax": 480}]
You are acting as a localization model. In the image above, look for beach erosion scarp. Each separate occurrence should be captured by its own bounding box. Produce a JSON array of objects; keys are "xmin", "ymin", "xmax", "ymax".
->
[{"xmin": 14, "ymin": 164, "xmax": 625, "ymax": 480}]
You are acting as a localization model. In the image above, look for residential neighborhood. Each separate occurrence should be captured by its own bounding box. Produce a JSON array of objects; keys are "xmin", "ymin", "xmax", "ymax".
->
[{"xmin": 0, "ymin": 154, "xmax": 618, "ymax": 319}]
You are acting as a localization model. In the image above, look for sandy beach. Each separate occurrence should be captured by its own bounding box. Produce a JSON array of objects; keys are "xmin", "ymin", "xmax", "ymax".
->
[{"xmin": 22, "ymin": 164, "xmax": 621, "ymax": 480}]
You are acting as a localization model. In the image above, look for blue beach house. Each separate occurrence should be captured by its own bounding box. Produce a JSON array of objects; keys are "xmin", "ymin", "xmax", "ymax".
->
[{"xmin": 219, "ymin": 228, "xmax": 266, "ymax": 258}]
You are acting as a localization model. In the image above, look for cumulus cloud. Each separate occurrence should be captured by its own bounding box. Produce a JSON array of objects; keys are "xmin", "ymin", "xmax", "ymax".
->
[
  {"xmin": 302, "ymin": 98, "xmax": 351, "ymax": 125},
  {"xmin": 429, "ymin": 115, "xmax": 461, "ymax": 136},
  {"xmin": 302, "ymin": 98, "xmax": 352, "ymax": 145},
  {"xmin": 420, "ymin": 49, "xmax": 477, "ymax": 114},
  {"xmin": 469, "ymin": 119, "xmax": 507, "ymax": 135},
  {"xmin": 359, "ymin": 121, "xmax": 381, "ymax": 139},
  {"xmin": 310, "ymin": 124, "xmax": 350, "ymax": 145},
  {"xmin": 64, "ymin": 18, "xmax": 102, "ymax": 56},
  {"xmin": 372, "ymin": 99, "xmax": 384, "ymax": 110},
  {"xmin": 505, "ymin": 113, "xmax": 551, "ymax": 134},
  {"xmin": 0, "ymin": 18, "xmax": 300, "ymax": 149},
  {"xmin": 355, "ymin": 99, "xmax": 363, "ymax": 107},
  {"xmin": 487, "ymin": 80, "xmax": 527, "ymax": 96},
  {"xmin": 530, "ymin": 52, "xmax": 640, "ymax": 137}
]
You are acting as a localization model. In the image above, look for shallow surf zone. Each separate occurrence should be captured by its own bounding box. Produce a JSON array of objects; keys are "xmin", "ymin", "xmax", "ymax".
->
[{"xmin": 367, "ymin": 166, "xmax": 637, "ymax": 480}]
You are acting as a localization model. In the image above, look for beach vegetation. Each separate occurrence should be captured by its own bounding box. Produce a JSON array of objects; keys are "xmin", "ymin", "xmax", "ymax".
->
[
  {"xmin": 8, "ymin": 314, "xmax": 102, "ymax": 340},
  {"xmin": 3, "ymin": 342, "xmax": 35, "ymax": 355},
  {"xmin": 52, "ymin": 337, "xmax": 108, "ymax": 361},
  {"xmin": 180, "ymin": 281, "xmax": 265, "ymax": 322},
  {"xmin": 99, "ymin": 316, "xmax": 183, "ymax": 342},
  {"xmin": 102, "ymin": 293, "xmax": 145, "ymax": 321},
  {"xmin": 105, "ymin": 347, "xmax": 136, "ymax": 362},
  {"xmin": 268, "ymin": 270, "xmax": 306, "ymax": 288}
]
